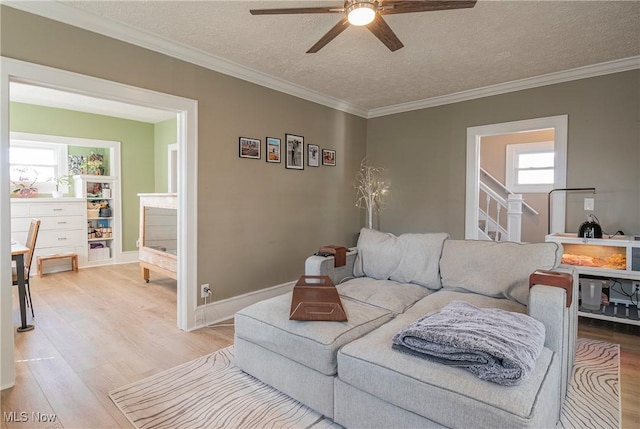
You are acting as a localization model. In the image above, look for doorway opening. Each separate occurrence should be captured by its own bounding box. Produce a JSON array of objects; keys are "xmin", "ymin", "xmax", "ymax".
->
[
  {"xmin": 465, "ymin": 115, "xmax": 568, "ymax": 242},
  {"xmin": 1, "ymin": 57, "xmax": 198, "ymax": 388}
]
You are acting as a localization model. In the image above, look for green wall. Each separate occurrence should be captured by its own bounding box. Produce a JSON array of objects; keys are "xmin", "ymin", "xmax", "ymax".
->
[
  {"xmin": 154, "ymin": 118, "xmax": 177, "ymax": 193},
  {"xmin": 9, "ymin": 102, "xmax": 155, "ymax": 252}
]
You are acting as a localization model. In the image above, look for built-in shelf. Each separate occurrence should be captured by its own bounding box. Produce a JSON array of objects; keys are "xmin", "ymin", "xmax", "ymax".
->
[{"xmin": 74, "ymin": 175, "xmax": 118, "ymax": 266}]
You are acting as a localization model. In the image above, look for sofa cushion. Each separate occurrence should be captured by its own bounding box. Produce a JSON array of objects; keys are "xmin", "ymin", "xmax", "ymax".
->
[
  {"xmin": 440, "ymin": 240, "xmax": 562, "ymax": 305},
  {"xmin": 337, "ymin": 291, "xmax": 557, "ymax": 428},
  {"xmin": 337, "ymin": 277, "xmax": 433, "ymax": 314},
  {"xmin": 353, "ymin": 228, "xmax": 449, "ymax": 290},
  {"xmin": 234, "ymin": 292, "xmax": 393, "ymax": 376}
]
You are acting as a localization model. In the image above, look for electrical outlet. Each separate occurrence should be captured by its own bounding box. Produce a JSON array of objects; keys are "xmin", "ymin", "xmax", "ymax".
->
[
  {"xmin": 584, "ymin": 198, "xmax": 594, "ymax": 211},
  {"xmin": 633, "ymin": 282, "xmax": 640, "ymax": 293},
  {"xmin": 135, "ymin": 239, "xmax": 140, "ymax": 248},
  {"xmin": 201, "ymin": 283, "xmax": 211, "ymax": 299}
]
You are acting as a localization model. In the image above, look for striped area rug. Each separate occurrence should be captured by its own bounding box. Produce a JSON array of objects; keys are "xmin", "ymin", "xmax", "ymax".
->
[
  {"xmin": 110, "ymin": 338, "xmax": 619, "ymax": 429},
  {"xmin": 558, "ymin": 338, "xmax": 620, "ymax": 429}
]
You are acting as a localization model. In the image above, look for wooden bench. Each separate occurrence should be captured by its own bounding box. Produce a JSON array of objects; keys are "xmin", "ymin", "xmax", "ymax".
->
[{"xmin": 38, "ymin": 253, "xmax": 79, "ymax": 277}]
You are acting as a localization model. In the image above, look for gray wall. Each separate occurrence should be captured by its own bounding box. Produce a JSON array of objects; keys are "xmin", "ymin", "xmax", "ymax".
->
[
  {"xmin": 367, "ymin": 70, "xmax": 640, "ymax": 239},
  {"xmin": 1, "ymin": 7, "xmax": 367, "ymax": 302},
  {"xmin": 2, "ymin": 7, "xmax": 639, "ymax": 301}
]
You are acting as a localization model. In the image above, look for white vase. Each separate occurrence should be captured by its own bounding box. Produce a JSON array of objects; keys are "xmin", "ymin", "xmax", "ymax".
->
[{"xmin": 52, "ymin": 190, "xmax": 63, "ymax": 198}]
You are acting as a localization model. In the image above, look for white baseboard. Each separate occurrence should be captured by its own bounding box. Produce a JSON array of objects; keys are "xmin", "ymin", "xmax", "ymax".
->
[
  {"xmin": 1, "ymin": 381, "xmax": 15, "ymax": 390},
  {"xmin": 191, "ymin": 280, "xmax": 296, "ymax": 331},
  {"xmin": 78, "ymin": 251, "xmax": 138, "ymax": 270},
  {"xmin": 116, "ymin": 251, "xmax": 139, "ymax": 264}
]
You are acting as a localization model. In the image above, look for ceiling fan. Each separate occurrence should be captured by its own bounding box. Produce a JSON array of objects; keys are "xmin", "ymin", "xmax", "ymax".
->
[{"xmin": 250, "ymin": 0, "xmax": 477, "ymax": 53}]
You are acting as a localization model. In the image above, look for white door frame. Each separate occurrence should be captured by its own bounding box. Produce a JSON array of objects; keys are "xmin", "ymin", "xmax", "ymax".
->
[
  {"xmin": 465, "ymin": 115, "xmax": 568, "ymax": 240},
  {"xmin": 1, "ymin": 57, "xmax": 199, "ymax": 389}
]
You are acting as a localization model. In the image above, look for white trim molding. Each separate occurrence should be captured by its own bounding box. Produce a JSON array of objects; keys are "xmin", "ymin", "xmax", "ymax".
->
[
  {"xmin": 5, "ymin": 1, "xmax": 639, "ymax": 119},
  {"xmin": 117, "ymin": 252, "xmax": 140, "ymax": 265},
  {"xmin": 3, "ymin": 0, "xmax": 369, "ymax": 119},
  {"xmin": 192, "ymin": 281, "xmax": 296, "ymax": 331},
  {"xmin": 369, "ymin": 57, "xmax": 640, "ymax": 118},
  {"xmin": 0, "ymin": 51, "xmax": 15, "ymax": 391}
]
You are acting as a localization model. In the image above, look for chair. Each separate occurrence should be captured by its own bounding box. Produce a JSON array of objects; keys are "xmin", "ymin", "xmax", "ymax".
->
[{"xmin": 12, "ymin": 218, "xmax": 41, "ymax": 317}]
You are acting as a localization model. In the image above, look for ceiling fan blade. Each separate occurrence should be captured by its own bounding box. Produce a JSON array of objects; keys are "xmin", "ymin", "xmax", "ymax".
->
[
  {"xmin": 367, "ymin": 15, "xmax": 404, "ymax": 52},
  {"xmin": 380, "ymin": 0, "xmax": 477, "ymax": 15},
  {"xmin": 250, "ymin": 7, "xmax": 342, "ymax": 15},
  {"xmin": 307, "ymin": 18, "xmax": 351, "ymax": 53}
]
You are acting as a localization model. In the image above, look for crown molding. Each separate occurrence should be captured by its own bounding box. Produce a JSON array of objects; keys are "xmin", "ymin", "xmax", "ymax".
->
[
  {"xmin": 5, "ymin": 1, "xmax": 639, "ymax": 120},
  {"xmin": 3, "ymin": 0, "xmax": 369, "ymax": 118},
  {"xmin": 367, "ymin": 56, "xmax": 640, "ymax": 118}
]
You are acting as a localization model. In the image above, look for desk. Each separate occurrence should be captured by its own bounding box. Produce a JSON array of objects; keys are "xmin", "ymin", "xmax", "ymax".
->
[{"xmin": 11, "ymin": 241, "xmax": 34, "ymax": 332}]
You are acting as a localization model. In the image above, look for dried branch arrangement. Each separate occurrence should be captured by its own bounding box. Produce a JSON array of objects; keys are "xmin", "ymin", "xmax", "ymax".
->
[{"xmin": 355, "ymin": 158, "xmax": 390, "ymax": 229}]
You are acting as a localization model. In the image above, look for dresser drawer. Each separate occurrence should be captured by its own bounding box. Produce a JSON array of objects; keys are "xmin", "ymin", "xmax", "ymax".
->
[
  {"xmin": 10, "ymin": 204, "xmax": 30, "ymax": 217},
  {"xmin": 11, "ymin": 217, "xmax": 31, "ymax": 233},
  {"xmin": 28, "ymin": 202, "xmax": 85, "ymax": 217},
  {"xmin": 37, "ymin": 229, "xmax": 85, "ymax": 248},
  {"xmin": 12, "ymin": 215, "xmax": 84, "ymax": 232},
  {"xmin": 40, "ymin": 215, "xmax": 84, "ymax": 231}
]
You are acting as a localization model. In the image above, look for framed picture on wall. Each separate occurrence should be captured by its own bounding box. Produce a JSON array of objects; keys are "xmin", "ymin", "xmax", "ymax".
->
[
  {"xmin": 322, "ymin": 149, "xmax": 336, "ymax": 166},
  {"xmin": 68, "ymin": 155, "xmax": 85, "ymax": 175},
  {"xmin": 307, "ymin": 144, "xmax": 319, "ymax": 167},
  {"xmin": 285, "ymin": 134, "xmax": 304, "ymax": 170},
  {"xmin": 239, "ymin": 137, "xmax": 261, "ymax": 159},
  {"xmin": 266, "ymin": 137, "xmax": 281, "ymax": 163}
]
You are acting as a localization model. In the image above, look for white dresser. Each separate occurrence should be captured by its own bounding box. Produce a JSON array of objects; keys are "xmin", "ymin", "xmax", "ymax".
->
[{"xmin": 11, "ymin": 198, "xmax": 86, "ymax": 274}]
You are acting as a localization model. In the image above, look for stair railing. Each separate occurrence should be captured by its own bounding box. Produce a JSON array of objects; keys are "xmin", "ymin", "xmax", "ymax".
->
[
  {"xmin": 479, "ymin": 182, "xmax": 523, "ymax": 242},
  {"xmin": 480, "ymin": 167, "xmax": 539, "ymax": 215},
  {"xmin": 480, "ymin": 182, "xmax": 507, "ymax": 241}
]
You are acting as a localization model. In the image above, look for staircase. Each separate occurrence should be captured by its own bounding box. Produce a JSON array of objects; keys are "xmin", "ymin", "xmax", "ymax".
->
[{"xmin": 479, "ymin": 168, "xmax": 538, "ymax": 242}]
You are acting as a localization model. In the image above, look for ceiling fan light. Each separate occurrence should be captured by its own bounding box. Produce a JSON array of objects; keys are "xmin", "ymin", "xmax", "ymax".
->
[{"xmin": 347, "ymin": 3, "xmax": 376, "ymax": 26}]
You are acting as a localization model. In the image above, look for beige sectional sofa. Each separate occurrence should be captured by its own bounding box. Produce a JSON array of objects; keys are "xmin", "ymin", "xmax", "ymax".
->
[{"xmin": 234, "ymin": 229, "xmax": 577, "ymax": 428}]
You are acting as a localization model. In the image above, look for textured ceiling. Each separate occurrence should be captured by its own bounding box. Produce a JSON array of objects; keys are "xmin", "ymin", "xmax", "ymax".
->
[{"xmin": 23, "ymin": 1, "xmax": 640, "ymax": 113}]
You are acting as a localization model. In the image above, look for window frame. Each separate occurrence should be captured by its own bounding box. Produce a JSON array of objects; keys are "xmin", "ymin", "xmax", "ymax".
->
[
  {"xmin": 9, "ymin": 138, "xmax": 69, "ymax": 194},
  {"xmin": 505, "ymin": 141, "xmax": 555, "ymax": 194}
]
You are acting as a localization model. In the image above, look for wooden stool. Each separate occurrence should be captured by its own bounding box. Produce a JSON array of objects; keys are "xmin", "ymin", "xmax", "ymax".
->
[{"xmin": 38, "ymin": 253, "xmax": 79, "ymax": 277}]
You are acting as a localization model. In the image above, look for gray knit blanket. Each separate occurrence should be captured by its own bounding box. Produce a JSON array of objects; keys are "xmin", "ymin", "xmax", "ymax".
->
[{"xmin": 391, "ymin": 300, "xmax": 545, "ymax": 386}]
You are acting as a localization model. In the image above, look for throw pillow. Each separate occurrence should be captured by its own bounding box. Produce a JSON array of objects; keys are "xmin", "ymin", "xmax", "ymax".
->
[
  {"xmin": 353, "ymin": 228, "xmax": 449, "ymax": 290},
  {"xmin": 439, "ymin": 240, "xmax": 562, "ymax": 305}
]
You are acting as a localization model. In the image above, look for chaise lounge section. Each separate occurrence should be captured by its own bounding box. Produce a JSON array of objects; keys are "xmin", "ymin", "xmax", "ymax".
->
[{"xmin": 234, "ymin": 229, "xmax": 577, "ymax": 428}]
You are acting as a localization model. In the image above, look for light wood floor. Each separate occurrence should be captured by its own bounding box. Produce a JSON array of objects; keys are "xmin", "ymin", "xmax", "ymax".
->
[
  {"xmin": 578, "ymin": 317, "xmax": 640, "ymax": 428},
  {"xmin": 2, "ymin": 263, "xmax": 639, "ymax": 428},
  {"xmin": 2, "ymin": 263, "xmax": 234, "ymax": 429}
]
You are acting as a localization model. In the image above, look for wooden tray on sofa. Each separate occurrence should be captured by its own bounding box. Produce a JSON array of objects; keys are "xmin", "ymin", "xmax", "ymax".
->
[{"xmin": 289, "ymin": 275, "xmax": 347, "ymax": 321}]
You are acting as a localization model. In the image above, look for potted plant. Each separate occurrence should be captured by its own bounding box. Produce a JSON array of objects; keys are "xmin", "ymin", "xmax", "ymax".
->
[
  {"xmin": 48, "ymin": 174, "xmax": 72, "ymax": 198},
  {"xmin": 81, "ymin": 151, "xmax": 105, "ymax": 175},
  {"xmin": 10, "ymin": 167, "xmax": 38, "ymax": 198}
]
